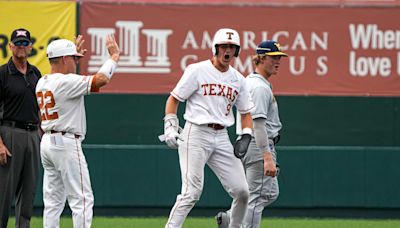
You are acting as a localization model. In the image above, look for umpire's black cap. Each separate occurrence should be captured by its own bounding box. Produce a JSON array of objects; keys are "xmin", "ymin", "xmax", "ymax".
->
[{"xmin": 11, "ymin": 28, "xmax": 32, "ymax": 43}]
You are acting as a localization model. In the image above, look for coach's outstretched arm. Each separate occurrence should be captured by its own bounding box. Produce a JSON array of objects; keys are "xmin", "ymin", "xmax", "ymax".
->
[{"xmin": 93, "ymin": 34, "xmax": 120, "ymax": 88}]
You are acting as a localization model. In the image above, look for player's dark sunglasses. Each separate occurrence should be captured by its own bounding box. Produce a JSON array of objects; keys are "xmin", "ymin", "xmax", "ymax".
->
[{"xmin": 13, "ymin": 41, "xmax": 31, "ymax": 47}]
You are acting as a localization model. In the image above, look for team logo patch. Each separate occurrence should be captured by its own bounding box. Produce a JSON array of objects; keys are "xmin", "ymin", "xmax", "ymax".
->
[
  {"xmin": 274, "ymin": 42, "xmax": 282, "ymax": 51},
  {"xmin": 226, "ymin": 32, "xmax": 234, "ymax": 40},
  {"xmin": 16, "ymin": 30, "xmax": 28, "ymax": 37}
]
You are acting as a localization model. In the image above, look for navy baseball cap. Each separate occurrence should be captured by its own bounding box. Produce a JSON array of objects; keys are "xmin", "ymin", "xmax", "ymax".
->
[
  {"xmin": 256, "ymin": 40, "xmax": 288, "ymax": 56},
  {"xmin": 11, "ymin": 28, "xmax": 32, "ymax": 43}
]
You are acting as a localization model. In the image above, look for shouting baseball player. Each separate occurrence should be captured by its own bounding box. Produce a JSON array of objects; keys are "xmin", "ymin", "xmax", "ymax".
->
[
  {"xmin": 216, "ymin": 40, "xmax": 287, "ymax": 228},
  {"xmin": 163, "ymin": 28, "xmax": 255, "ymax": 228},
  {"xmin": 36, "ymin": 35, "xmax": 120, "ymax": 228}
]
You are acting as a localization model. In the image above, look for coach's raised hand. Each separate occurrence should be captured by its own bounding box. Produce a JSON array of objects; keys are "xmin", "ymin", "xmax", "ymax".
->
[
  {"xmin": 94, "ymin": 34, "xmax": 120, "ymax": 86},
  {"xmin": 106, "ymin": 34, "xmax": 120, "ymax": 62},
  {"xmin": 75, "ymin": 35, "xmax": 87, "ymax": 56}
]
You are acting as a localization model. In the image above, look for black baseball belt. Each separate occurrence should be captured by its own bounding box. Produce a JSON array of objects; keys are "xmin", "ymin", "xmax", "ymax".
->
[{"xmin": 272, "ymin": 134, "xmax": 281, "ymax": 145}]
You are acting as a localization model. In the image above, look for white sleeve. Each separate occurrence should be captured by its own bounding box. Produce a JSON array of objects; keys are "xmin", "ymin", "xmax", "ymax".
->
[
  {"xmin": 58, "ymin": 74, "xmax": 94, "ymax": 98},
  {"xmin": 171, "ymin": 64, "xmax": 198, "ymax": 102},
  {"xmin": 235, "ymin": 76, "xmax": 255, "ymax": 114}
]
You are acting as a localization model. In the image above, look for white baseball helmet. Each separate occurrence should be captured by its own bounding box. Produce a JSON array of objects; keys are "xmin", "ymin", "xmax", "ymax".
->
[
  {"xmin": 212, "ymin": 28, "xmax": 241, "ymax": 57},
  {"xmin": 47, "ymin": 39, "xmax": 83, "ymax": 59}
]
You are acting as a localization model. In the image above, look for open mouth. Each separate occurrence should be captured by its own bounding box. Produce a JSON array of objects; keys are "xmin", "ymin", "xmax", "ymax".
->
[{"xmin": 224, "ymin": 54, "xmax": 230, "ymax": 60}]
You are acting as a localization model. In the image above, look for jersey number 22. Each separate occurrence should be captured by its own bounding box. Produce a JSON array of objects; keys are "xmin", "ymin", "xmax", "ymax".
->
[{"xmin": 37, "ymin": 91, "xmax": 59, "ymax": 121}]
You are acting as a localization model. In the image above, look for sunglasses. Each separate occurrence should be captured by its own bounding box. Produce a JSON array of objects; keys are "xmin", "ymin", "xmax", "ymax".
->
[{"xmin": 13, "ymin": 41, "xmax": 31, "ymax": 47}]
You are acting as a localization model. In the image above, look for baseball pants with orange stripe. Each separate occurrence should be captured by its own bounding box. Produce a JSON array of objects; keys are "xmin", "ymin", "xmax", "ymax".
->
[
  {"xmin": 40, "ymin": 133, "xmax": 94, "ymax": 228},
  {"xmin": 165, "ymin": 122, "xmax": 249, "ymax": 228}
]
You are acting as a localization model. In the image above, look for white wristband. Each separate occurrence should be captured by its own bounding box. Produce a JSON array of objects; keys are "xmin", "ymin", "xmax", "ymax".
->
[
  {"xmin": 98, "ymin": 59, "xmax": 117, "ymax": 79},
  {"xmin": 242, "ymin": 127, "xmax": 253, "ymax": 136}
]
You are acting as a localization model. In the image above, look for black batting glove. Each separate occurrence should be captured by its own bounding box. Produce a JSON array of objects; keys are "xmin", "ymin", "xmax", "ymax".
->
[{"xmin": 233, "ymin": 134, "xmax": 251, "ymax": 159}]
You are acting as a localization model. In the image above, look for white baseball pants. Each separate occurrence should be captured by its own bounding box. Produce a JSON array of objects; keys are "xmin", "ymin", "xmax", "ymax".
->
[
  {"xmin": 41, "ymin": 133, "xmax": 94, "ymax": 228},
  {"xmin": 165, "ymin": 122, "xmax": 249, "ymax": 228}
]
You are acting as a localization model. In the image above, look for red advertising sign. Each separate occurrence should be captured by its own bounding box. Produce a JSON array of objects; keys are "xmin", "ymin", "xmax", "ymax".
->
[
  {"xmin": 80, "ymin": 0, "xmax": 400, "ymax": 6},
  {"xmin": 80, "ymin": 3, "xmax": 400, "ymax": 96}
]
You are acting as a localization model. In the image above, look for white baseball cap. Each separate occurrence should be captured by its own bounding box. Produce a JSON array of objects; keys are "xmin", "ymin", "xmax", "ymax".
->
[{"xmin": 47, "ymin": 39, "xmax": 84, "ymax": 59}]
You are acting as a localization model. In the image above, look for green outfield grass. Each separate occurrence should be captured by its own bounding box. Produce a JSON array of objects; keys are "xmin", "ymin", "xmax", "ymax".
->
[{"xmin": 6, "ymin": 217, "xmax": 400, "ymax": 228}]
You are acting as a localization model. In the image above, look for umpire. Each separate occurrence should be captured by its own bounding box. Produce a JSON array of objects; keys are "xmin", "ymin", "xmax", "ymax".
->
[{"xmin": 0, "ymin": 28, "xmax": 42, "ymax": 228}]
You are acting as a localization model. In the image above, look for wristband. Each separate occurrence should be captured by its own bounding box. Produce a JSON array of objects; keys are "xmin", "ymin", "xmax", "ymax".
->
[
  {"xmin": 242, "ymin": 127, "xmax": 253, "ymax": 136},
  {"xmin": 98, "ymin": 59, "xmax": 117, "ymax": 79}
]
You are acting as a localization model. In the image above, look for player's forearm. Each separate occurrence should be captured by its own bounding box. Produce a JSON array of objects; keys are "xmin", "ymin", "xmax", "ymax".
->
[
  {"xmin": 165, "ymin": 95, "xmax": 180, "ymax": 115},
  {"xmin": 240, "ymin": 112, "xmax": 253, "ymax": 129}
]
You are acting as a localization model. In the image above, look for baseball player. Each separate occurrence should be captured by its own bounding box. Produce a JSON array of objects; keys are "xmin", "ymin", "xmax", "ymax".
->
[
  {"xmin": 163, "ymin": 28, "xmax": 255, "ymax": 228},
  {"xmin": 36, "ymin": 35, "xmax": 120, "ymax": 228},
  {"xmin": 216, "ymin": 40, "xmax": 287, "ymax": 228}
]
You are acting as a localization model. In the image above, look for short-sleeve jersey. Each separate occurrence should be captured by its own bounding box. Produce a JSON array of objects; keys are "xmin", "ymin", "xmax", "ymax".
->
[
  {"xmin": 171, "ymin": 59, "xmax": 254, "ymax": 127},
  {"xmin": 35, "ymin": 73, "xmax": 95, "ymax": 136},
  {"xmin": 237, "ymin": 72, "xmax": 282, "ymax": 138}
]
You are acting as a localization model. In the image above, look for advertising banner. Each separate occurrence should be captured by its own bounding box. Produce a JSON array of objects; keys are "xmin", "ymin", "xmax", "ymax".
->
[
  {"xmin": 80, "ymin": 3, "xmax": 400, "ymax": 96},
  {"xmin": 0, "ymin": 1, "xmax": 76, "ymax": 75},
  {"xmin": 79, "ymin": 0, "xmax": 400, "ymax": 6}
]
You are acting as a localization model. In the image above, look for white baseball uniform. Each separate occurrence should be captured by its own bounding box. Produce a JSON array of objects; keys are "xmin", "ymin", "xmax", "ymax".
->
[
  {"xmin": 165, "ymin": 60, "xmax": 254, "ymax": 228},
  {"xmin": 36, "ymin": 73, "xmax": 97, "ymax": 228}
]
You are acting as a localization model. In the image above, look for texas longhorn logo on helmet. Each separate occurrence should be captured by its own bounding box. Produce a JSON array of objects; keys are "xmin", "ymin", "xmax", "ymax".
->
[{"xmin": 226, "ymin": 32, "xmax": 234, "ymax": 40}]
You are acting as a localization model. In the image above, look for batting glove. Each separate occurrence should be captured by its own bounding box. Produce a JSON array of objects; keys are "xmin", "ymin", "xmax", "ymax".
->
[
  {"xmin": 234, "ymin": 134, "xmax": 251, "ymax": 158},
  {"xmin": 164, "ymin": 114, "xmax": 181, "ymax": 149},
  {"xmin": 234, "ymin": 128, "xmax": 252, "ymax": 158}
]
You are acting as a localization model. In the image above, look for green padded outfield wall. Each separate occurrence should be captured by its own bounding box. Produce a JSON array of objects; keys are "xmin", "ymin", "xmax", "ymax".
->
[
  {"xmin": 82, "ymin": 95, "xmax": 400, "ymax": 146},
  {"xmin": 33, "ymin": 95, "xmax": 400, "ymax": 211}
]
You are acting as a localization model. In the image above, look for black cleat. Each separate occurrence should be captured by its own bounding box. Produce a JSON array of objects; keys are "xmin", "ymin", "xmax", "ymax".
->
[{"xmin": 215, "ymin": 211, "xmax": 229, "ymax": 228}]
